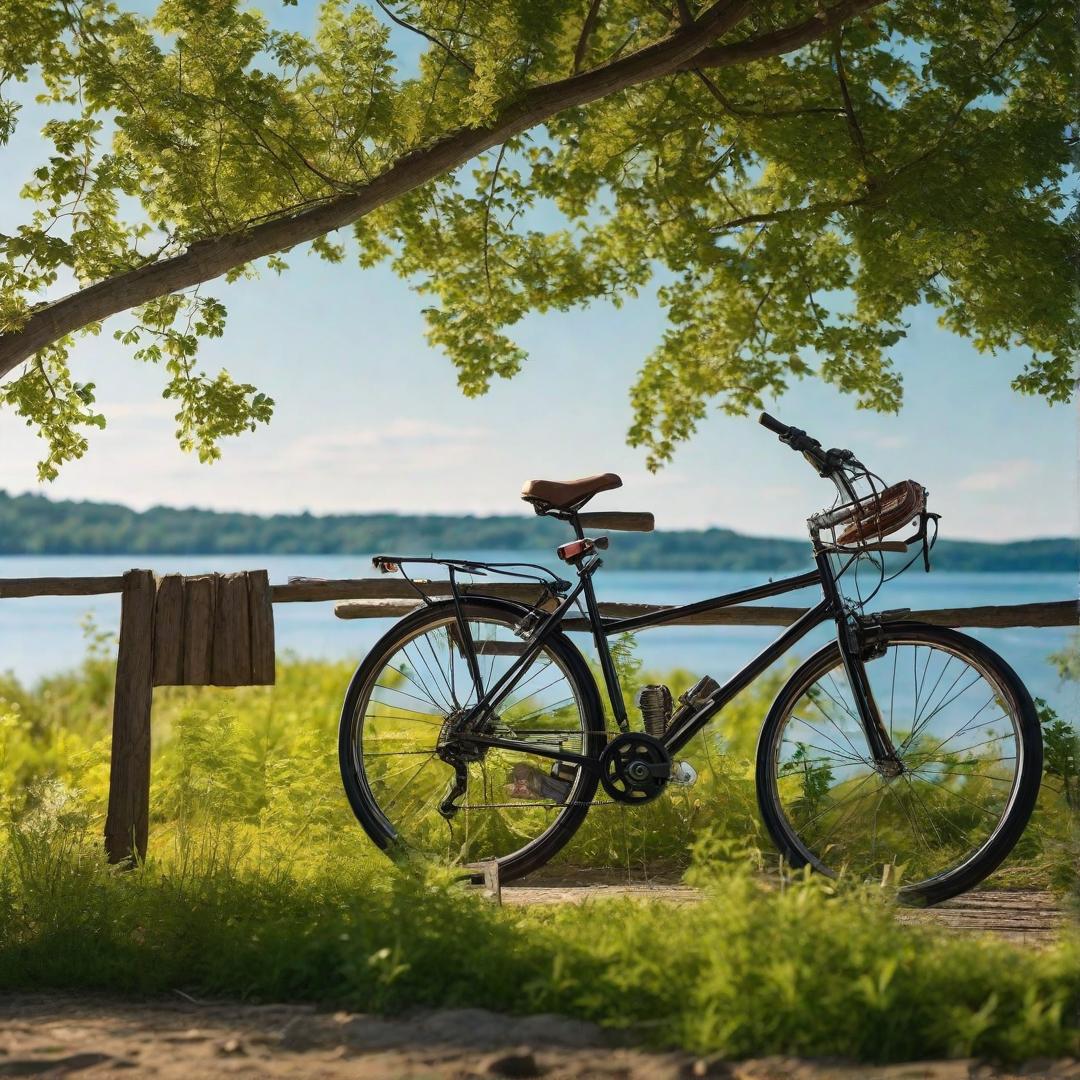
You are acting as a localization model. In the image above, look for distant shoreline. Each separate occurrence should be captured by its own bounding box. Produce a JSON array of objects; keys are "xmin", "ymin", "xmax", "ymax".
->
[{"xmin": 3, "ymin": 490, "xmax": 1076, "ymax": 573}]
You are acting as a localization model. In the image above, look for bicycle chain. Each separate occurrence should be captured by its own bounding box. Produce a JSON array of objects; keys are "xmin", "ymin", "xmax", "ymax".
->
[{"xmin": 456, "ymin": 798, "xmax": 619, "ymax": 810}]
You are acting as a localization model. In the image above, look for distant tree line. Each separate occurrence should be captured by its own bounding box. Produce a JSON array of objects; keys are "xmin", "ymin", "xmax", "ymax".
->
[{"xmin": 1, "ymin": 491, "xmax": 1074, "ymax": 573}]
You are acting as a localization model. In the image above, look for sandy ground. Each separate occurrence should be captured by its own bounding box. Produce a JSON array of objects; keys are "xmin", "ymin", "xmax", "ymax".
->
[
  {"xmin": 1, "ymin": 994, "xmax": 1078, "ymax": 1079},
  {"xmin": 1, "ymin": 887, "xmax": 1072, "ymax": 1078}
]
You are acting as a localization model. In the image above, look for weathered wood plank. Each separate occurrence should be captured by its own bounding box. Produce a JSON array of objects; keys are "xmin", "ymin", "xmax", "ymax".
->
[
  {"xmin": 181, "ymin": 574, "xmax": 217, "ymax": 685},
  {"xmin": 577, "ymin": 511, "xmax": 655, "ymax": 532},
  {"xmin": 104, "ymin": 569, "xmax": 156, "ymax": 865},
  {"xmin": 151, "ymin": 574, "xmax": 185, "ymax": 686},
  {"xmin": 905, "ymin": 600, "xmax": 1076, "ymax": 629},
  {"xmin": 0, "ymin": 576, "xmax": 125, "ymax": 598},
  {"xmin": 273, "ymin": 579, "xmax": 553, "ymax": 603},
  {"xmin": 334, "ymin": 594, "xmax": 1077, "ymax": 630},
  {"xmin": 247, "ymin": 569, "xmax": 276, "ymax": 685},
  {"xmin": 211, "ymin": 572, "xmax": 252, "ymax": 686}
]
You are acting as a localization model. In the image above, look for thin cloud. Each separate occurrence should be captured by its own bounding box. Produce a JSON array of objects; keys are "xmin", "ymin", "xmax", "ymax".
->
[
  {"xmin": 289, "ymin": 419, "xmax": 489, "ymax": 466},
  {"xmin": 956, "ymin": 459, "xmax": 1038, "ymax": 493}
]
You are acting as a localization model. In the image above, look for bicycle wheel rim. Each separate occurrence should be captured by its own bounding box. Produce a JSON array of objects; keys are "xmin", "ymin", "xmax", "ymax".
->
[
  {"xmin": 349, "ymin": 610, "xmax": 594, "ymax": 867},
  {"xmin": 764, "ymin": 633, "xmax": 1027, "ymax": 895}
]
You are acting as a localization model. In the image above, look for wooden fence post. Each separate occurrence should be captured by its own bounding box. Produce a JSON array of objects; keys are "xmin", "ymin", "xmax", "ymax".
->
[{"xmin": 104, "ymin": 569, "xmax": 156, "ymax": 865}]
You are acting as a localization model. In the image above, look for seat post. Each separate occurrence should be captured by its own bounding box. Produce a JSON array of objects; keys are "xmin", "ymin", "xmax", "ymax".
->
[{"xmin": 568, "ymin": 511, "xmax": 585, "ymax": 540}]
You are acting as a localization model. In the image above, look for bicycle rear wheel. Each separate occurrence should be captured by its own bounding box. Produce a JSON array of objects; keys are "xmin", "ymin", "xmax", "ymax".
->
[
  {"xmin": 756, "ymin": 624, "xmax": 1042, "ymax": 905},
  {"xmin": 339, "ymin": 597, "xmax": 605, "ymax": 881}
]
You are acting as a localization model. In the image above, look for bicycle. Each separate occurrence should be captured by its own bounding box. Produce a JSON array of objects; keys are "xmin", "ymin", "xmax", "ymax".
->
[{"xmin": 338, "ymin": 414, "xmax": 1043, "ymax": 905}]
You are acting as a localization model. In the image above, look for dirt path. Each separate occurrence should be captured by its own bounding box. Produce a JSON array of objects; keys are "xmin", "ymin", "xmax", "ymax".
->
[
  {"xmin": 1, "ymin": 994, "xmax": 1077, "ymax": 1079},
  {"xmin": 1, "ymin": 888, "xmax": 1071, "ymax": 1077},
  {"xmin": 499, "ymin": 878, "xmax": 1068, "ymax": 946}
]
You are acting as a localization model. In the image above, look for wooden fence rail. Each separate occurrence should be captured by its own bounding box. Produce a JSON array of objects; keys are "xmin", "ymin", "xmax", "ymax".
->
[{"xmin": 2, "ymin": 571, "xmax": 1075, "ymax": 865}]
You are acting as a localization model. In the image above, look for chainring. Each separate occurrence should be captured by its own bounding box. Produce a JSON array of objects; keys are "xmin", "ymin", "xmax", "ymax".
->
[{"xmin": 599, "ymin": 732, "xmax": 672, "ymax": 803}]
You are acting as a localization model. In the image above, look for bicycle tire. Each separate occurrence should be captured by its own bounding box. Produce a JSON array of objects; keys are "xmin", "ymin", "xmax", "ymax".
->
[
  {"xmin": 338, "ymin": 596, "xmax": 606, "ymax": 882},
  {"xmin": 755, "ymin": 623, "xmax": 1043, "ymax": 905}
]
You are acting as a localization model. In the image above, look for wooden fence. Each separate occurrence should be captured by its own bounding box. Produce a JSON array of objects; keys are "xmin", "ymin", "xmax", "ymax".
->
[{"xmin": 1, "ymin": 570, "xmax": 1075, "ymax": 865}]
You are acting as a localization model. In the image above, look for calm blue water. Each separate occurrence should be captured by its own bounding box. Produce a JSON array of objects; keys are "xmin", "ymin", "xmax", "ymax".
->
[{"xmin": 1, "ymin": 553, "xmax": 1075, "ymax": 714}]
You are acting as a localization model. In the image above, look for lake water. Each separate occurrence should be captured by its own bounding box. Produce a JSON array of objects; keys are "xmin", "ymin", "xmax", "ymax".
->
[{"xmin": 1, "ymin": 553, "xmax": 1075, "ymax": 714}]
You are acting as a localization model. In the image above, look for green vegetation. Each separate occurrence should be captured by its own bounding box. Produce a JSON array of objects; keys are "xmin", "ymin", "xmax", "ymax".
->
[
  {"xmin": 1, "ymin": 489, "xmax": 1075, "ymax": 571},
  {"xmin": 1, "ymin": 3, "xmax": 1073, "ymax": 476},
  {"xmin": 0, "ymin": 632, "xmax": 1076, "ymax": 1062}
]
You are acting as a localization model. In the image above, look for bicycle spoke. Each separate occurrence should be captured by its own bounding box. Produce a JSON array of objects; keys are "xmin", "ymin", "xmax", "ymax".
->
[
  {"xmin": 900, "ymin": 661, "xmax": 972, "ymax": 750},
  {"xmin": 901, "ymin": 774, "xmax": 948, "ymax": 850},
  {"xmin": 388, "ymin": 662, "xmax": 446, "ymax": 712},
  {"xmin": 815, "ymin": 775, "xmax": 886, "ymax": 847},
  {"xmin": 797, "ymin": 770, "xmax": 880, "ymax": 833},
  {"xmin": 773, "ymin": 636, "xmax": 1027, "ymax": 896},
  {"xmin": 809, "ymin": 688, "xmax": 867, "ymax": 762},
  {"xmin": 373, "ymin": 682, "xmax": 447, "ymax": 715},
  {"xmin": 419, "ymin": 633, "xmax": 459, "ymax": 710},
  {"xmin": 915, "ymin": 704, "xmax": 1005, "ymax": 761},
  {"xmin": 884, "ymin": 779, "xmax": 931, "ymax": 854},
  {"xmin": 363, "ymin": 748, "xmax": 435, "ymax": 757},
  {"xmin": 789, "ymin": 716, "xmax": 869, "ymax": 765},
  {"xmin": 499, "ymin": 665, "xmax": 560, "ymax": 714},
  {"xmin": 363, "ymin": 707, "xmax": 442, "ymax": 727},
  {"xmin": 351, "ymin": 610, "xmax": 594, "ymax": 868},
  {"xmin": 899, "ymin": 673, "xmax": 985, "ymax": 753},
  {"xmin": 507, "ymin": 694, "xmax": 577, "ymax": 728},
  {"xmin": 912, "ymin": 653, "xmax": 954, "ymax": 732},
  {"xmin": 908, "ymin": 771, "xmax": 1002, "ymax": 820},
  {"xmin": 378, "ymin": 755, "xmax": 439, "ymax": 804}
]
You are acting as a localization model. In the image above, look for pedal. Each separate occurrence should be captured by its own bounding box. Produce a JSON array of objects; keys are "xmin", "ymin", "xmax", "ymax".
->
[
  {"xmin": 506, "ymin": 763, "xmax": 572, "ymax": 804},
  {"xmin": 670, "ymin": 761, "xmax": 697, "ymax": 786}
]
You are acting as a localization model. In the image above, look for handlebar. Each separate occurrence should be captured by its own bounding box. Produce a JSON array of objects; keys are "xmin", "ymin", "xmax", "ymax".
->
[
  {"xmin": 758, "ymin": 411, "xmax": 828, "ymax": 471},
  {"xmin": 757, "ymin": 411, "xmax": 791, "ymax": 437}
]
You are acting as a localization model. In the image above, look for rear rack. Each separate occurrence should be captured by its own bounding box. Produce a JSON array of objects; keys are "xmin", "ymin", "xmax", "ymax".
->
[{"xmin": 371, "ymin": 554, "xmax": 571, "ymax": 599}]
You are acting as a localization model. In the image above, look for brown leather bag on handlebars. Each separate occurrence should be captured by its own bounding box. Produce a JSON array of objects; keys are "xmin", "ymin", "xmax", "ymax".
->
[{"xmin": 823, "ymin": 480, "xmax": 926, "ymax": 546}]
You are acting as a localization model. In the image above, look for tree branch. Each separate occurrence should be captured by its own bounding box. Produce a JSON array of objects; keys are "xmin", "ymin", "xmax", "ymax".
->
[
  {"xmin": 711, "ymin": 196, "xmax": 866, "ymax": 232},
  {"xmin": 693, "ymin": 68, "xmax": 845, "ymax": 118},
  {"xmin": 684, "ymin": 0, "xmax": 886, "ymax": 69},
  {"xmin": 482, "ymin": 142, "xmax": 508, "ymax": 299},
  {"xmin": 573, "ymin": 0, "xmax": 604, "ymax": 74},
  {"xmin": 832, "ymin": 32, "xmax": 875, "ymax": 177},
  {"xmin": 372, "ymin": 0, "xmax": 475, "ymax": 74},
  {"xmin": 0, "ymin": 0, "xmax": 890, "ymax": 382}
]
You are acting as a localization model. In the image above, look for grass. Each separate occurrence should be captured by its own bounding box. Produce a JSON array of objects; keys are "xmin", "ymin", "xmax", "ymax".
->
[{"xmin": 0, "ymin": 630, "xmax": 1076, "ymax": 1063}]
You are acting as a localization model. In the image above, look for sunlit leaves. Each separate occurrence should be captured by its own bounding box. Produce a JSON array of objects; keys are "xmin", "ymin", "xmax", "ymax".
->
[
  {"xmin": 0, "ymin": 0, "xmax": 1074, "ymax": 476},
  {"xmin": 0, "ymin": 342, "xmax": 106, "ymax": 481}
]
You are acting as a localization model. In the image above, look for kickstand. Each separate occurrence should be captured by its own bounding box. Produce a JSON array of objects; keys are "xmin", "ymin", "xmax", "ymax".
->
[{"xmin": 478, "ymin": 859, "xmax": 502, "ymax": 906}]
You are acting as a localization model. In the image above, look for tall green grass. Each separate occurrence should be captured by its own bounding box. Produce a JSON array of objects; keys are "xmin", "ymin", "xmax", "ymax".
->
[{"xmin": 0, "ymin": 631, "xmax": 1076, "ymax": 1062}]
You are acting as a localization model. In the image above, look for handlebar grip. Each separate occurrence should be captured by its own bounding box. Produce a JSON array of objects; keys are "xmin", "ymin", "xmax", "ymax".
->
[{"xmin": 758, "ymin": 411, "xmax": 790, "ymax": 436}]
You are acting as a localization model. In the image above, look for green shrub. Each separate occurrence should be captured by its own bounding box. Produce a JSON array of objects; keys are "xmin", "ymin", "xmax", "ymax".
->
[{"xmin": 0, "ymin": 639, "xmax": 1076, "ymax": 1063}]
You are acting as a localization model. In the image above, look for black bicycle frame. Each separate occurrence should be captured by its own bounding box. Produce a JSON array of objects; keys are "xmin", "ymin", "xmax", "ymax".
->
[{"xmin": 455, "ymin": 539, "xmax": 900, "ymax": 773}]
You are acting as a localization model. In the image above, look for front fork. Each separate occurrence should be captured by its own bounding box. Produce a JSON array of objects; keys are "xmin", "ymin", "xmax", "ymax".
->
[
  {"xmin": 838, "ymin": 617, "xmax": 903, "ymax": 773},
  {"xmin": 817, "ymin": 551, "xmax": 902, "ymax": 773}
]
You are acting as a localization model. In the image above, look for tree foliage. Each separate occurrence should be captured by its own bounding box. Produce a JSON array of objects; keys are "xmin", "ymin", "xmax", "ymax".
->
[{"xmin": 0, "ymin": 0, "xmax": 1074, "ymax": 477}]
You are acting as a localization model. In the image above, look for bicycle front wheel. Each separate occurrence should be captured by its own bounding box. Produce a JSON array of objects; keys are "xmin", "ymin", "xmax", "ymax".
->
[
  {"xmin": 756, "ymin": 624, "xmax": 1042, "ymax": 905},
  {"xmin": 339, "ymin": 597, "xmax": 605, "ymax": 881}
]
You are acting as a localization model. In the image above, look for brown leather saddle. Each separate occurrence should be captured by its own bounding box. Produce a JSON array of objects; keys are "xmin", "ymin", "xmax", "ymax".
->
[{"xmin": 521, "ymin": 472, "xmax": 622, "ymax": 512}]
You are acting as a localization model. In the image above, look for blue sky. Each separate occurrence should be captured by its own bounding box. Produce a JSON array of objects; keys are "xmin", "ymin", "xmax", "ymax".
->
[{"xmin": 1, "ymin": 6, "xmax": 1075, "ymax": 541}]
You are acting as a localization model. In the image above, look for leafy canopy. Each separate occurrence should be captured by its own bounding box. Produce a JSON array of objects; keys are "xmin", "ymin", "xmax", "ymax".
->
[{"xmin": 0, "ymin": 0, "xmax": 1074, "ymax": 477}]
